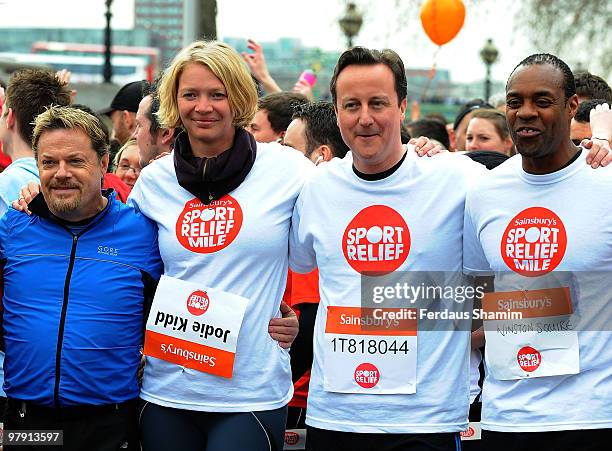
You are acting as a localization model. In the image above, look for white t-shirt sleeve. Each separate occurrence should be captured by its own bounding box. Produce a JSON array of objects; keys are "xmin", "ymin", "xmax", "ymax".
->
[
  {"xmin": 126, "ymin": 169, "xmax": 149, "ymax": 214},
  {"xmin": 463, "ymin": 189, "xmax": 493, "ymax": 275},
  {"xmin": 289, "ymin": 187, "xmax": 316, "ymax": 274}
]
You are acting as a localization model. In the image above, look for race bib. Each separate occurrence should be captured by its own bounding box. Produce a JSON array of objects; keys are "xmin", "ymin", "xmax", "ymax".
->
[
  {"xmin": 144, "ymin": 275, "xmax": 249, "ymax": 378},
  {"xmin": 323, "ymin": 306, "xmax": 417, "ymax": 394},
  {"xmin": 482, "ymin": 287, "xmax": 579, "ymax": 380}
]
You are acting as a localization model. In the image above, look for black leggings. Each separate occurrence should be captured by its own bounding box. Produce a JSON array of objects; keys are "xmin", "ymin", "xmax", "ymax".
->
[{"xmin": 139, "ymin": 400, "xmax": 288, "ymax": 451}]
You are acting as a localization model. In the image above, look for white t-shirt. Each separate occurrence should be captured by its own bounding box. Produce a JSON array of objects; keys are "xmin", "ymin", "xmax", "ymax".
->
[
  {"xmin": 290, "ymin": 149, "xmax": 486, "ymax": 433},
  {"xmin": 129, "ymin": 142, "xmax": 312, "ymax": 412},
  {"xmin": 463, "ymin": 151, "xmax": 612, "ymax": 432}
]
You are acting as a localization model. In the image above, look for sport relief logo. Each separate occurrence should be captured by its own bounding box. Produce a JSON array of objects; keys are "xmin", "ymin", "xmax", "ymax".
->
[
  {"xmin": 461, "ymin": 426, "xmax": 475, "ymax": 438},
  {"xmin": 517, "ymin": 346, "xmax": 541, "ymax": 372},
  {"xmin": 501, "ymin": 207, "xmax": 567, "ymax": 276},
  {"xmin": 284, "ymin": 432, "xmax": 299, "ymax": 446},
  {"xmin": 354, "ymin": 362, "xmax": 380, "ymax": 388},
  {"xmin": 186, "ymin": 290, "xmax": 210, "ymax": 316},
  {"xmin": 342, "ymin": 205, "xmax": 410, "ymax": 275},
  {"xmin": 176, "ymin": 195, "xmax": 243, "ymax": 253}
]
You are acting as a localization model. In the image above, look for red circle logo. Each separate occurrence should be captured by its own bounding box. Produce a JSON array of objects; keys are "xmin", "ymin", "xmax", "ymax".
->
[
  {"xmin": 284, "ymin": 432, "xmax": 299, "ymax": 446},
  {"xmin": 342, "ymin": 205, "xmax": 410, "ymax": 275},
  {"xmin": 354, "ymin": 363, "xmax": 380, "ymax": 388},
  {"xmin": 517, "ymin": 346, "xmax": 541, "ymax": 372},
  {"xmin": 501, "ymin": 207, "xmax": 567, "ymax": 276},
  {"xmin": 176, "ymin": 195, "xmax": 243, "ymax": 254},
  {"xmin": 186, "ymin": 290, "xmax": 210, "ymax": 316},
  {"xmin": 461, "ymin": 427, "xmax": 475, "ymax": 438}
]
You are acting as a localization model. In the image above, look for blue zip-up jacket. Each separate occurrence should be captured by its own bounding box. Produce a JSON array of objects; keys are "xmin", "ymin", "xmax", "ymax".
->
[{"xmin": 0, "ymin": 191, "xmax": 163, "ymax": 407}]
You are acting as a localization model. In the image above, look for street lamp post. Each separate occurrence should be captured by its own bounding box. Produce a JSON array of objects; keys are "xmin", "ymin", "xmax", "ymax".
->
[
  {"xmin": 339, "ymin": 3, "xmax": 363, "ymax": 48},
  {"xmin": 103, "ymin": 0, "xmax": 113, "ymax": 83},
  {"xmin": 480, "ymin": 38, "xmax": 499, "ymax": 101}
]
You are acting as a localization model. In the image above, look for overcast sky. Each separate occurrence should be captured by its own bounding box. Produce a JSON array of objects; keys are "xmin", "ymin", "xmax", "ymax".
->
[{"xmin": 0, "ymin": 0, "xmax": 583, "ymax": 84}]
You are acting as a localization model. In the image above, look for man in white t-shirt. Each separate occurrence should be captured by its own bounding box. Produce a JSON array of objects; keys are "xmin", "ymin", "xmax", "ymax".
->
[
  {"xmin": 290, "ymin": 46, "xmax": 486, "ymax": 451},
  {"xmin": 463, "ymin": 53, "xmax": 612, "ymax": 450}
]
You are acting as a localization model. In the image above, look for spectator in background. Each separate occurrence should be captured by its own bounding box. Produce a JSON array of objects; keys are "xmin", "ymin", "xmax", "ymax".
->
[
  {"xmin": 113, "ymin": 138, "xmax": 141, "ymax": 190},
  {"xmin": 108, "ymin": 139, "xmax": 122, "ymax": 167},
  {"xmin": 451, "ymin": 99, "xmax": 494, "ymax": 151},
  {"xmin": 407, "ymin": 117, "xmax": 450, "ymax": 149},
  {"xmin": 242, "ymin": 38, "xmax": 316, "ymax": 100},
  {"xmin": 571, "ymin": 99, "xmax": 609, "ymax": 145},
  {"xmin": 0, "ymin": 87, "xmax": 11, "ymax": 171},
  {"xmin": 100, "ymin": 80, "xmax": 149, "ymax": 145},
  {"xmin": 284, "ymin": 101, "xmax": 349, "ymax": 163},
  {"xmin": 425, "ymin": 112, "xmax": 449, "ymax": 126},
  {"xmin": 241, "ymin": 39, "xmax": 283, "ymax": 94},
  {"xmin": 135, "ymin": 89, "xmax": 176, "ymax": 168},
  {"xmin": 574, "ymin": 71, "xmax": 612, "ymax": 102},
  {"xmin": 0, "ymin": 69, "xmax": 71, "ymax": 218},
  {"xmin": 72, "ymin": 104, "xmax": 131, "ymax": 203},
  {"xmin": 465, "ymin": 109, "xmax": 514, "ymax": 156},
  {"xmin": 247, "ymin": 92, "xmax": 309, "ymax": 143}
]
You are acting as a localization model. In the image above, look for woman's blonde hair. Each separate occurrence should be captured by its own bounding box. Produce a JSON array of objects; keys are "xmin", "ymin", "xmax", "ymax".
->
[
  {"xmin": 157, "ymin": 41, "xmax": 258, "ymax": 129},
  {"xmin": 113, "ymin": 138, "xmax": 138, "ymax": 173}
]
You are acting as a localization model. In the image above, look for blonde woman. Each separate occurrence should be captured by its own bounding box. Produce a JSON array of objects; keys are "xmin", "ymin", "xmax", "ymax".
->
[{"xmin": 128, "ymin": 41, "xmax": 312, "ymax": 451}]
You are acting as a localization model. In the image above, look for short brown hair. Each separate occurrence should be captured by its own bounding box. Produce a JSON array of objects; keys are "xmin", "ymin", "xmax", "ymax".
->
[
  {"xmin": 330, "ymin": 47, "xmax": 407, "ymax": 106},
  {"xmin": 257, "ymin": 92, "xmax": 309, "ymax": 134},
  {"xmin": 32, "ymin": 105, "xmax": 109, "ymax": 160},
  {"xmin": 5, "ymin": 69, "xmax": 72, "ymax": 146}
]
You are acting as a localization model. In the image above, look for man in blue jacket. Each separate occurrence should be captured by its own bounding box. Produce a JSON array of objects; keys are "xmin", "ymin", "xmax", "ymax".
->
[{"xmin": 0, "ymin": 105, "xmax": 163, "ymax": 450}]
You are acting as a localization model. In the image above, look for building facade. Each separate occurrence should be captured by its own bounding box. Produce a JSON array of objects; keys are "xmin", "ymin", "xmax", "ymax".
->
[{"xmin": 134, "ymin": 0, "xmax": 184, "ymax": 66}]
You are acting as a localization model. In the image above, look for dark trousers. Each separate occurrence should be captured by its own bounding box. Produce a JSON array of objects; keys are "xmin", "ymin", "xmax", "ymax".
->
[
  {"xmin": 3, "ymin": 397, "xmax": 139, "ymax": 451},
  {"xmin": 306, "ymin": 426, "xmax": 462, "ymax": 451},
  {"xmin": 482, "ymin": 428, "xmax": 612, "ymax": 451},
  {"xmin": 139, "ymin": 400, "xmax": 288, "ymax": 451}
]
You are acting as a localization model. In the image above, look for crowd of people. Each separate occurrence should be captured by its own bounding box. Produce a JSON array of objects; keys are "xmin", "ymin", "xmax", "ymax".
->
[{"xmin": 0, "ymin": 36, "xmax": 610, "ymax": 451}]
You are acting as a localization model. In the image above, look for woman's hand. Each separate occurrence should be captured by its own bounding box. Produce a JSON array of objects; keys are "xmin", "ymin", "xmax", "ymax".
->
[
  {"xmin": 268, "ymin": 302, "xmax": 299, "ymax": 349},
  {"xmin": 11, "ymin": 181, "xmax": 41, "ymax": 215}
]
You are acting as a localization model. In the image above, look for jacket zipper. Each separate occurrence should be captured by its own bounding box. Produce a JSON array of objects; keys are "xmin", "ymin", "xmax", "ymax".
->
[{"xmin": 54, "ymin": 234, "xmax": 78, "ymax": 407}]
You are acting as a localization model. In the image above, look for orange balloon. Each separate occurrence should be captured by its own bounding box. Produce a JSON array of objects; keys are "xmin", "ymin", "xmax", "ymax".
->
[{"xmin": 420, "ymin": 0, "xmax": 466, "ymax": 46}]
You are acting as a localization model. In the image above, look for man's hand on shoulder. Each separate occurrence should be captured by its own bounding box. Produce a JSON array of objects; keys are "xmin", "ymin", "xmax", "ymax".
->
[
  {"xmin": 585, "ymin": 103, "xmax": 612, "ymax": 168},
  {"xmin": 410, "ymin": 136, "xmax": 447, "ymax": 157}
]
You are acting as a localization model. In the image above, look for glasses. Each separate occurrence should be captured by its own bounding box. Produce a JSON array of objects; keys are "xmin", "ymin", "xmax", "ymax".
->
[{"xmin": 116, "ymin": 164, "xmax": 141, "ymax": 176}]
